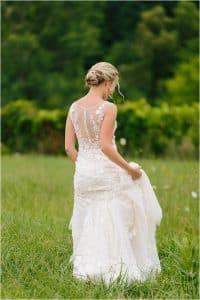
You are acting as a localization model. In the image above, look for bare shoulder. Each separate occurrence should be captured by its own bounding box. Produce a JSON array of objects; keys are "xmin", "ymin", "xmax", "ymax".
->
[
  {"xmin": 71, "ymin": 100, "xmax": 78, "ymax": 106},
  {"xmin": 105, "ymin": 101, "xmax": 117, "ymax": 115},
  {"xmin": 69, "ymin": 100, "xmax": 78, "ymax": 110}
]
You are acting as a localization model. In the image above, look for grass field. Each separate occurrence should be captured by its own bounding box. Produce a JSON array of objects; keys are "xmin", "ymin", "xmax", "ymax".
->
[{"xmin": 1, "ymin": 154, "xmax": 199, "ymax": 299}]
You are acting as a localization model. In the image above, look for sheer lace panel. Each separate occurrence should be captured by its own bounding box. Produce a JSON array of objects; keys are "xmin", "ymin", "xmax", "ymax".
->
[{"xmin": 69, "ymin": 101, "xmax": 117, "ymax": 151}]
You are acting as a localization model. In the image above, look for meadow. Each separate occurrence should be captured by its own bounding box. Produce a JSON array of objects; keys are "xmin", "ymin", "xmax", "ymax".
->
[{"xmin": 1, "ymin": 154, "xmax": 199, "ymax": 299}]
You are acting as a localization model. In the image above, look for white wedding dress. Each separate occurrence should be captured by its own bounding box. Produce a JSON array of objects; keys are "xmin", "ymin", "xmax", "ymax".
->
[{"xmin": 68, "ymin": 100, "xmax": 163, "ymax": 286}]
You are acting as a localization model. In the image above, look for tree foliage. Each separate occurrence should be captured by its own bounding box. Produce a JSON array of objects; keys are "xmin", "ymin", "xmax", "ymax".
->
[{"xmin": 2, "ymin": 1, "xmax": 198, "ymax": 108}]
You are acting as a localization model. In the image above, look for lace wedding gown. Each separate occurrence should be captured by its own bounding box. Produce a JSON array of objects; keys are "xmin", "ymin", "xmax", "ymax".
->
[{"xmin": 68, "ymin": 100, "xmax": 163, "ymax": 286}]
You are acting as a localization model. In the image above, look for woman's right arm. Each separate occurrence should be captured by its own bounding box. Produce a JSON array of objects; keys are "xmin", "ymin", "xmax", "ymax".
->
[{"xmin": 100, "ymin": 103, "xmax": 142, "ymax": 179}]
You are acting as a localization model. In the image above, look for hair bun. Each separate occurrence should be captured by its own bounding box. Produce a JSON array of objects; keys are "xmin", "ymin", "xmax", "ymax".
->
[
  {"xmin": 85, "ymin": 61, "xmax": 119, "ymax": 88},
  {"xmin": 86, "ymin": 69, "xmax": 104, "ymax": 86}
]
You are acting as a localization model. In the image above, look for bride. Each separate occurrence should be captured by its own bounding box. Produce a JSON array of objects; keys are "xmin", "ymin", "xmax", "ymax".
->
[{"xmin": 65, "ymin": 62, "xmax": 163, "ymax": 286}]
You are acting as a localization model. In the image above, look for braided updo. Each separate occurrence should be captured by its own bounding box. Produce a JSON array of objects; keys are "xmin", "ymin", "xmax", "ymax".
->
[{"xmin": 85, "ymin": 62, "xmax": 119, "ymax": 88}]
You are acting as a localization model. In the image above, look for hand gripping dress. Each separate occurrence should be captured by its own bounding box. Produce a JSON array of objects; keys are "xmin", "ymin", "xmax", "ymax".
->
[{"xmin": 67, "ymin": 100, "xmax": 163, "ymax": 286}]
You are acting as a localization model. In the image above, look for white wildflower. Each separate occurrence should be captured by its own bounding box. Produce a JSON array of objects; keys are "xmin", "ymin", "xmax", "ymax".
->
[
  {"xmin": 119, "ymin": 138, "xmax": 127, "ymax": 146},
  {"xmin": 191, "ymin": 191, "xmax": 198, "ymax": 199},
  {"xmin": 184, "ymin": 207, "xmax": 190, "ymax": 212}
]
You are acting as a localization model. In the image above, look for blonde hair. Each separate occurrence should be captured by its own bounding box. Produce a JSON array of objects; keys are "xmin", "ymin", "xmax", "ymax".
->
[{"xmin": 85, "ymin": 61, "xmax": 125, "ymax": 102}]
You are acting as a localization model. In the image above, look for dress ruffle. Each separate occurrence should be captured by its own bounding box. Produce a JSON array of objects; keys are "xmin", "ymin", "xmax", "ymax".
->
[{"xmin": 68, "ymin": 161, "xmax": 163, "ymax": 286}]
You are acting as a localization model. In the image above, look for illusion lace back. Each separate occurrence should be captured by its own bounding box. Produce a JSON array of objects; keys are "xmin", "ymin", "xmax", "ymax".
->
[
  {"xmin": 68, "ymin": 100, "xmax": 163, "ymax": 286},
  {"xmin": 69, "ymin": 100, "xmax": 117, "ymax": 151}
]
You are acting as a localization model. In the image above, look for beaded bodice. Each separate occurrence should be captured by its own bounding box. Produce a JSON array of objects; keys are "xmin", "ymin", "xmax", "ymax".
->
[{"xmin": 69, "ymin": 100, "xmax": 117, "ymax": 152}]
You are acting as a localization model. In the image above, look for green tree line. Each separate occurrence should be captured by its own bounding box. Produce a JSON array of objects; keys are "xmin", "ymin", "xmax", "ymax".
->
[{"xmin": 2, "ymin": 1, "xmax": 199, "ymax": 109}]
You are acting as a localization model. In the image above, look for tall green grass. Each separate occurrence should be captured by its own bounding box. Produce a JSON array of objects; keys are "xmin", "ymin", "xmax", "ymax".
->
[{"xmin": 1, "ymin": 154, "xmax": 199, "ymax": 299}]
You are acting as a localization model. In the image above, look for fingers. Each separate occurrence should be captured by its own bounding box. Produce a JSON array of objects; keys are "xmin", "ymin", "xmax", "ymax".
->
[
  {"xmin": 129, "ymin": 163, "xmax": 143, "ymax": 180},
  {"xmin": 131, "ymin": 170, "xmax": 142, "ymax": 180},
  {"xmin": 136, "ymin": 168, "xmax": 143, "ymax": 179}
]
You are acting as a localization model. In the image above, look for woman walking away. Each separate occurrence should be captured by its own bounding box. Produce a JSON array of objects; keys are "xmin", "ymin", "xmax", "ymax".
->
[{"xmin": 65, "ymin": 61, "xmax": 163, "ymax": 286}]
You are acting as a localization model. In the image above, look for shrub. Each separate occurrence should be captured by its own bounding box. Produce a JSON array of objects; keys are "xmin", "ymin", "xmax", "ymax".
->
[{"xmin": 1, "ymin": 99, "xmax": 198, "ymax": 158}]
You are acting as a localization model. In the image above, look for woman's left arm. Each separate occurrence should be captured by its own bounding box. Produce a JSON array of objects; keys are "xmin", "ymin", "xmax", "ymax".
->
[{"xmin": 65, "ymin": 111, "xmax": 78, "ymax": 163}]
